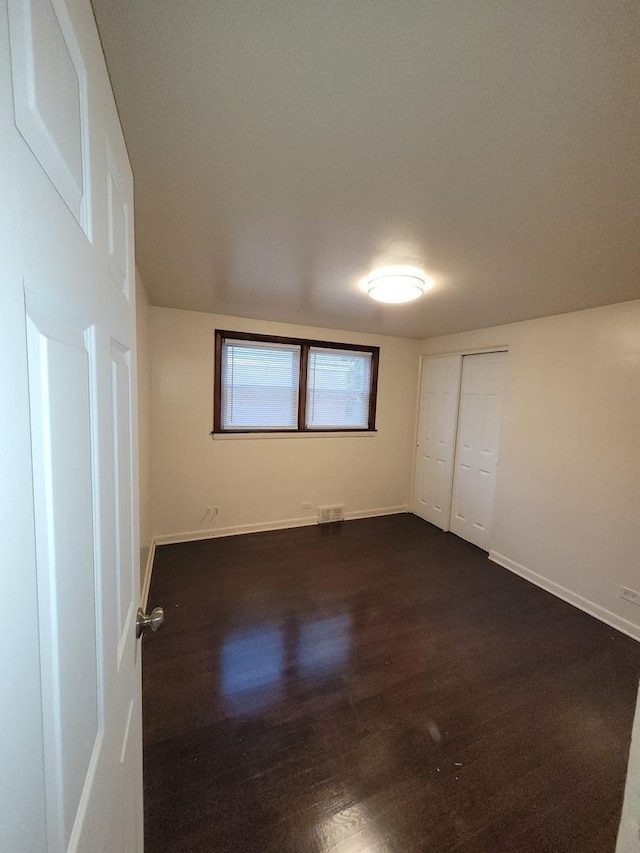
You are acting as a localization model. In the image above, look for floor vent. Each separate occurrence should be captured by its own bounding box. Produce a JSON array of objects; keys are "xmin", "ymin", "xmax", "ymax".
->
[{"xmin": 318, "ymin": 505, "xmax": 344, "ymax": 524}]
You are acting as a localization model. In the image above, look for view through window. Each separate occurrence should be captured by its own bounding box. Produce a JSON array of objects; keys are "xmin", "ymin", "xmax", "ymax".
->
[{"xmin": 214, "ymin": 331, "xmax": 379, "ymax": 433}]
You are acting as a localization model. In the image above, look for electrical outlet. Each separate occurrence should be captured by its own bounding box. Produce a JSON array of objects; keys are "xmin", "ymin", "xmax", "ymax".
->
[
  {"xmin": 620, "ymin": 586, "xmax": 640, "ymax": 606},
  {"xmin": 301, "ymin": 501, "xmax": 312, "ymax": 510}
]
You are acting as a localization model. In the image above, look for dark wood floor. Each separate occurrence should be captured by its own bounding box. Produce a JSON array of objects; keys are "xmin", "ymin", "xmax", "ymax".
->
[{"xmin": 143, "ymin": 514, "xmax": 640, "ymax": 853}]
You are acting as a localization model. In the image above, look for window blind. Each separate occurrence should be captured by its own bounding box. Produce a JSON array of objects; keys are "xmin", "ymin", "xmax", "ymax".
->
[
  {"xmin": 221, "ymin": 339, "xmax": 300, "ymax": 429},
  {"xmin": 306, "ymin": 348, "xmax": 372, "ymax": 429}
]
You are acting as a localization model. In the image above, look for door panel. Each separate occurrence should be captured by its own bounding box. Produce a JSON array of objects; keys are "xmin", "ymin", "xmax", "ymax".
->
[
  {"xmin": 117, "ymin": 696, "xmax": 143, "ymax": 853},
  {"xmin": 0, "ymin": 6, "xmax": 48, "ymax": 849},
  {"xmin": 413, "ymin": 355, "xmax": 461, "ymax": 529},
  {"xmin": 450, "ymin": 352, "xmax": 507, "ymax": 550},
  {"xmin": 8, "ymin": 0, "xmax": 90, "ymax": 231},
  {"xmin": 2, "ymin": 0, "xmax": 142, "ymax": 849},
  {"xmin": 26, "ymin": 297, "xmax": 102, "ymax": 852},
  {"xmin": 111, "ymin": 342, "xmax": 135, "ymax": 666}
]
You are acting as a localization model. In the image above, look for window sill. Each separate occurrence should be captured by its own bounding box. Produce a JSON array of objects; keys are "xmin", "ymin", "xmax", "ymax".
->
[{"xmin": 212, "ymin": 430, "xmax": 378, "ymax": 441}]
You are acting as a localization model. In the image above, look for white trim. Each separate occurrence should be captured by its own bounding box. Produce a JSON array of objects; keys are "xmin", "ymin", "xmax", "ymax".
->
[
  {"xmin": 140, "ymin": 540, "xmax": 155, "ymax": 610},
  {"xmin": 419, "ymin": 344, "xmax": 510, "ymax": 358},
  {"xmin": 154, "ymin": 517, "xmax": 315, "ymax": 545},
  {"xmin": 409, "ymin": 354, "xmax": 426, "ymax": 519},
  {"xmin": 345, "ymin": 505, "xmax": 408, "ymax": 521},
  {"xmin": 152, "ymin": 505, "xmax": 409, "ymax": 547},
  {"xmin": 212, "ymin": 430, "xmax": 376, "ymax": 440},
  {"xmin": 489, "ymin": 551, "xmax": 640, "ymax": 643}
]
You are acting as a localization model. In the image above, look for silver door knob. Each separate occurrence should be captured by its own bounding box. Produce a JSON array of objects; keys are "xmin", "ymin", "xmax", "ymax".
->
[{"xmin": 136, "ymin": 606, "xmax": 165, "ymax": 638}]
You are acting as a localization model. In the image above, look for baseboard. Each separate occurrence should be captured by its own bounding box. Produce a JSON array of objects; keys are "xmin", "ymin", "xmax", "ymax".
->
[
  {"xmin": 346, "ymin": 505, "xmax": 408, "ymax": 521},
  {"xmin": 153, "ymin": 505, "xmax": 410, "ymax": 547},
  {"xmin": 489, "ymin": 551, "xmax": 640, "ymax": 643},
  {"xmin": 153, "ymin": 516, "xmax": 315, "ymax": 546},
  {"xmin": 140, "ymin": 540, "xmax": 156, "ymax": 610}
]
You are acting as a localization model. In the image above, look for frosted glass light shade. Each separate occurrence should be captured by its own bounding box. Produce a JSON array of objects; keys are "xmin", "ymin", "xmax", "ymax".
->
[{"xmin": 365, "ymin": 267, "xmax": 431, "ymax": 303}]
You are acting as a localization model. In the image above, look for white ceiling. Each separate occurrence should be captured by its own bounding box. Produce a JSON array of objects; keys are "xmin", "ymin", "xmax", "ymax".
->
[{"xmin": 92, "ymin": 0, "xmax": 640, "ymax": 339}]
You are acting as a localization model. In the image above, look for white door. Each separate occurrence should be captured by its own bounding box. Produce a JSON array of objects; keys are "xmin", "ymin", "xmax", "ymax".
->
[
  {"xmin": 412, "ymin": 356, "xmax": 462, "ymax": 530},
  {"xmin": 1, "ymin": 0, "xmax": 143, "ymax": 851},
  {"xmin": 450, "ymin": 352, "xmax": 507, "ymax": 550}
]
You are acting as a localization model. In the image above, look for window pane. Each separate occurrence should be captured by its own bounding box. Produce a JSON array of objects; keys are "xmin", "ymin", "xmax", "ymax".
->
[
  {"xmin": 306, "ymin": 348, "xmax": 372, "ymax": 429},
  {"xmin": 222, "ymin": 340, "xmax": 300, "ymax": 429}
]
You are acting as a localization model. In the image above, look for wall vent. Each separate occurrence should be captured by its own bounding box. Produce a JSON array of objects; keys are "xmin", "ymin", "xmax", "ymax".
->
[{"xmin": 318, "ymin": 504, "xmax": 344, "ymax": 524}]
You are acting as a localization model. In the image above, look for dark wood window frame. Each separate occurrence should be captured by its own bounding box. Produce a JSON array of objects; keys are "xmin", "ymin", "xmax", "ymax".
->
[{"xmin": 213, "ymin": 329, "xmax": 380, "ymax": 434}]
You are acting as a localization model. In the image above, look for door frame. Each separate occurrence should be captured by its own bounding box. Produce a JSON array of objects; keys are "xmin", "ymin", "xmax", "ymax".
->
[{"xmin": 411, "ymin": 345, "xmax": 509, "ymax": 534}]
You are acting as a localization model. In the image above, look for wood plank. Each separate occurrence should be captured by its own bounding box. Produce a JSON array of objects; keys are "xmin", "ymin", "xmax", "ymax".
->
[{"xmin": 143, "ymin": 514, "xmax": 640, "ymax": 852}]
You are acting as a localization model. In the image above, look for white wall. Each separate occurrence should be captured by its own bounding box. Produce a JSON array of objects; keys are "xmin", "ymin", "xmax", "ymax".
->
[
  {"xmin": 135, "ymin": 269, "xmax": 152, "ymax": 589},
  {"xmin": 150, "ymin": 307, "xmax": 420, "ymax": 541},
  {"xmin": 419, "ymin": 299, "xmax": 640, "ymax": 640}
]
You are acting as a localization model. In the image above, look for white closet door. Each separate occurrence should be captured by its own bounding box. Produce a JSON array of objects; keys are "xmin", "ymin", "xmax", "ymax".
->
[
  {"xmin": 450, "ymin": 352, "xmax": 507, "ymax": 550},
  {"xmin": 413, "ymin": 356, "xmax": 462, "ymax": 530}
]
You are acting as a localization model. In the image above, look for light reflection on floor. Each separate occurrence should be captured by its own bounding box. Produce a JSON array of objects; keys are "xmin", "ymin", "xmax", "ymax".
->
[
  {"xmin": 220, "ymin": 613, "xmax": 352, "ymax": 715},
  {"xmin": 298, "ymin": 613, "xmax": 352, "ymax": 676},
  {"xmin": 318, "ymin": 801, "xmax": 389, "ymax": 853}
]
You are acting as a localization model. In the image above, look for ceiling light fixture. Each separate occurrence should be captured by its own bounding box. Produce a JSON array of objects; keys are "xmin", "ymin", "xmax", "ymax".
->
[{"xmin": 365, "ymin": 266, "xmax": 433, "ymax": 304}]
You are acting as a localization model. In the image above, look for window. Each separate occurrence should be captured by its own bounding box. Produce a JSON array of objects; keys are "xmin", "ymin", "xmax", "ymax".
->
[
  {"xmin": 220, "ymin": 339, "xmax": 300, "ymax": 430},
  {"xmin": 214, "ymin": 330, "xmax": 379, "ymax": 433}
]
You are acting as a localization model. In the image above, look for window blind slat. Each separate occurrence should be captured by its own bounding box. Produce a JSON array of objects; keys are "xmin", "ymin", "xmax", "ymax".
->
[
  {"xmin": 306, "ymin": 348, "xmax": 372, "ymax": 429},
  {"xmin": 222, "ymin": 340, "xmax": 300, "ymax": 429}
]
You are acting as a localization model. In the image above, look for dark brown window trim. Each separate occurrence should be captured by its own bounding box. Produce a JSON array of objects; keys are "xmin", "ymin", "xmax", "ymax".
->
[{"xmin": 213, "ymin": 329, "xmax": 380, "ymax": 434}]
